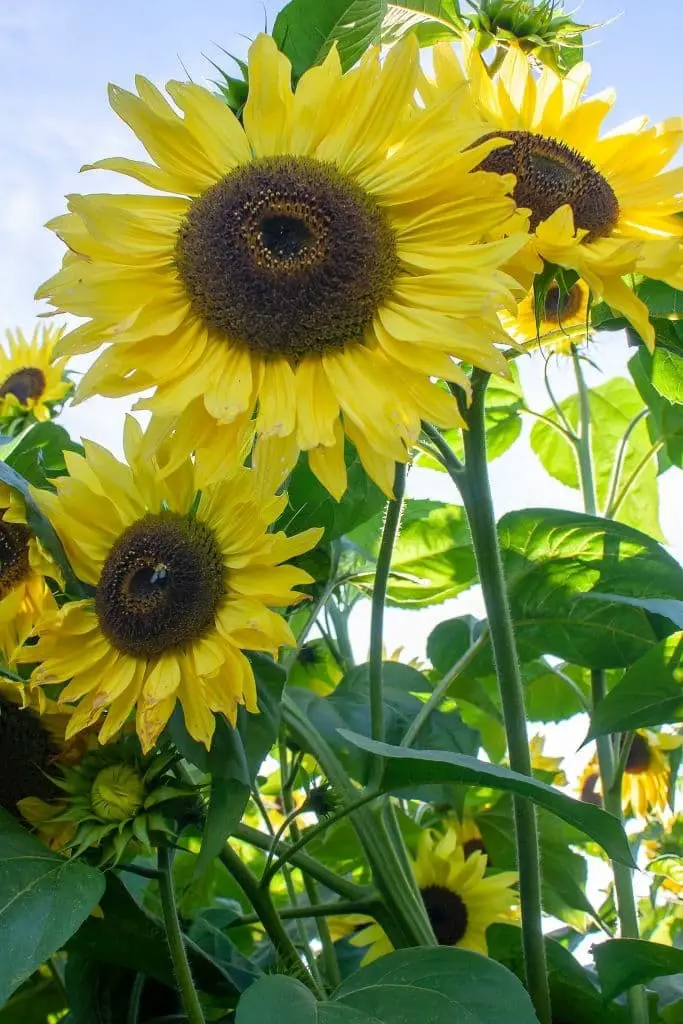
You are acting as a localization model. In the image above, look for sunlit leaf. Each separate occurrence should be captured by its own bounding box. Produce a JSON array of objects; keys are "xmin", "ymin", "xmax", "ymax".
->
[{"xmin": 273, "ymin": 0, "xmax": 387, "ymax": 78}]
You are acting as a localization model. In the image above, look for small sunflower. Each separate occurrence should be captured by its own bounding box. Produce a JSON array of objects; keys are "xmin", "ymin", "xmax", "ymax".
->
[
  {"xmin": 501, "ymin": 277, "xmax": 591, "ymax": 352},
  {"xmin": 424, "ymin": 42, "xmax": 683, "ymax": 348},
  {"xmin": 529, "ymin": 733, "xmax": 567, "ymax": 786},
  {"xmin": 578, "ymin": 731, "xmax": 682, "ymax": 819},
  {"xmin": 0, "ymin": 325, "xmax": 71, "ymax": 425},
  {"xmin": 0, "ymin": 483, "xmax": 61, "ymax": 664},
  {"xmin": 17, "ymin": 417, "xmax": 322, "ymax": 752},
  {"xmin": 38, "ymin": 34, "xmax": 527, "ymax": 499},
  {"xmin": 0, "ymin": 680, "xmax": 66, "ymax": 819},
  {"xmin": 454, "ymin": 815, "xmax": 490, "ymax": 860},
  {"xmin": 351, "ymin": 823, "xmax": 518, "ymax": 963}
]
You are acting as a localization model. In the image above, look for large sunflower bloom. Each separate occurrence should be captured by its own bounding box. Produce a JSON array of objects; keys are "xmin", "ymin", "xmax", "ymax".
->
[
  {"xmin": 351, "ymin": 824, "xmax": 518, "ymax": 963},
  {"xmin": 38, "ymin": 34, "xmax": 526, "ymax": 499},
  {"xmin": 423, "ymin": 42, "xmax": 683, "ymax": 348},
  {"xmin": 17, "ymin": 417, "xmax": 321, "ymax": 752},
  {"xmin": 0, "ymin": 325, "xmax": 71, "ymax": 424},
  {"xmin": 0, "ymin": 484, "xmax": 61, "ymax": 663}
]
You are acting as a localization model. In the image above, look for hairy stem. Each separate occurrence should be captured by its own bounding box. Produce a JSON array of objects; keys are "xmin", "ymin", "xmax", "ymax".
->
[
  {"xmin": 454, "ymin": 370, "xmax": 552, "ymax": 1024},
  {"xmin": 157, "ymin": 847, "xmax": 206, "ymax": 1024},
  {"xmin": 571, "ymin": 347, "xmax": 597, "ymax": 515}
]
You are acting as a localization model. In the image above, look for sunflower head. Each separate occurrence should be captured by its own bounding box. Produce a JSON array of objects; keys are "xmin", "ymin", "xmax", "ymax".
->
[
  {"xmin": 0, "ymin": 326, "xmax": 71, "ymax": 430},
  {"xmin": 19, "ymin": 417, "xmax": 321, "ymax": 752},
  {"xmin": 20, "ymin": 736, "xmax": 198, "ymax": 864},
  {"xmin": 621, "ymin": 730, "xmax": 682, "ymax": 821},
  {"xmin": 501, "ymin": 276, "xmax": 590, "ymax": 352},
  {"xmin": 0, "ymin": 683, "xmax": 61, "ymax": 817}
]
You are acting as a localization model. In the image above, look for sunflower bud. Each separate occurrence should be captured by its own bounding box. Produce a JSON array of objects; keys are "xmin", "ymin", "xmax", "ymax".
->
[
  {"xmin": 467, "ymin": 0, "xmax": 593, "ymax": 74},
  {"xmin": 91, "ymin": 764, "xmax": 144, "ymax": 821}
]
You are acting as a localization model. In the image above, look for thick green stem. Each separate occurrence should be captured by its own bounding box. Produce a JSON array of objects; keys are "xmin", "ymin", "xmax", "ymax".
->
[
  {"xmin": 572, "ymin": 347, "xmax": 597, "ymax": 515},
  {"xmin": 157, "ymin": 847, "xmax": 206, "ymax": 1024},
  {"xmin": 220, "ymin": 843, "xmax": 320, "ymax": 994},
  {"xmin": 457, "ymin": 371, "xmax": 551, "ymax": 1024},
  {"xmin": 328, "ymin": 598, "xmax": 356, "ymax": 668},
  {"xmin": 368, "ymin": 462, "xmax": 407, "ymax": 788}
]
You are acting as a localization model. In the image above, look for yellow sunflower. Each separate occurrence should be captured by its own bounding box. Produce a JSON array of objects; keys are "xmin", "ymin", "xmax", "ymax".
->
[
  {"xmin": 350, "ymin": 823, "xmax": 518, "ymax": 963},
  {"xmin": 423, "ymin": 41, "xmax": 683, "ymax": 348},
  {"xmin": 38, "ymin": 34, "xmax": 527, "ymax": 499},
  {"xmin": 578, "ymin": 731, "xmax": 682, "ymax": 819},
  {"xmin": 529, "ymin": 733, "xmax": 567, "ymax": 786},
  {"xmin": 0, "ymin": 484, "xmax": 61, "ymax": 664},
  {"xmin": 16, "ymin": 416, "xmax": 322, "ymax": 752},
  {"xmin": 501, "ymin": 277, "xmax": 591, "ymax": 352},
  {"xmin": 0, "ymin": 325, "xmax": 71, "ymax": 424}
]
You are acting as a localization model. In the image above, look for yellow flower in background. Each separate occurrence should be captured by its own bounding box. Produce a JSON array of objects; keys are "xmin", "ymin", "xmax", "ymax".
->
[
  {"xmin": 0, "ymin": 484, "xmax": 61, "ymax": 664},
  {"xmin": 351, "ymin": 824, "xmax": 518, "ymax": 963},
  {"xmin": 529, "ymin": 733, "xmax": 567, "ymax": 786},
  {"xmin": 17, "ymin": 417, "xmax": 321, "ymax": 752},
  {"xmin": 0, "ymin": 326, "xmax": 71, "ymax": 423},
  {"xmin": 501, "ymin": 278, "xmax": 591, "ymax": 353},
  {"xmin": 578, "ymin": 731, "xmax": 682, "ymax": 819},
  {"xmin": 424, "ymin": 42, "xmax": 683, "ymax": 348},
  {"xmin": 38, "ymin": 33, "xmax": 527, "ymax": 499}
]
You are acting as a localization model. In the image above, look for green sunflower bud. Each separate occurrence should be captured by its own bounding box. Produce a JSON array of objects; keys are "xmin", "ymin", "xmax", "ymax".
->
[{"xmin": 91, "ymin": 764, "xmax": 145, "ymax": 821}]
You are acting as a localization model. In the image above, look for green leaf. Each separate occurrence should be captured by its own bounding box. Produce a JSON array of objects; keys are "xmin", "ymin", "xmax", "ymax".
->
[
  {"xmin": 236, "ymin": 947, "xmax": 540, "ymax": 1023},
  {"xmin": 0, "ymin": 810, "xmax": 105, "ymax": 1004},
  {"xmin": 6, "ymin": 421, "xmax": 82, "ymax": 490},
  {"xmin": 588, "ymin": 632, "xmax": 683, "ymax": 737},
  {"xmin": 0, "ymin": 974, "xmax": 66, "ymax": 1023},
  {"xmin": 594, "ymin": 939, "xmax": 683, "ymax": 1001},
  {"xmin": 630, "ymin": 318, "xmax": 683, "ymax": 404},
  {"xmin": 64, "ymin": 954, "xmax": 132, "ymax": 1024},
  {"xmin": 530, "ymin": 378, "xmax": 660, "ymax": 537},
  {"xmin": 382, "ymin": 2, "xmax": 464, "ymax": 48},
  {"xmin": 278, "ymin": 442, "xmax": 385, "ymax": 542},
  {"xmin": 273, "ymin": 0, "xmax": 387, "ymax": 78},
  {"xmin": 339, "ymin": 731, "xmax": 634, "ymax": 865},
  {"xmin": 637, "ymin": 279, "xmax": 683, "ymax": 318},
  {"xmin": 499, "ymin": 508, "xmax": 683, "ymax": 668},
  {"xmin": 350, "ymin": 500, "xmax": 477, "ymax": 607},
  {"xmin": 629, "ymin": 349, "xmax": 683, "ymax": 470}
]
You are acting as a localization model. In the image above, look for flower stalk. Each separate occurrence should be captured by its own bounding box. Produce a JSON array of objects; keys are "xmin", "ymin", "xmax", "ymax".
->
[{"xmin": 157, "ymin": 846, "xmax": 206, "ymax": 1024}]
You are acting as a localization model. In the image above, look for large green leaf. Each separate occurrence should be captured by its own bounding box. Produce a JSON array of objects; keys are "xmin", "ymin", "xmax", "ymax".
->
[
  {"xmin": 0, "ymin": 974, "xmax": 66, "ymax": 1023},
  {"xmin": 0, "ymin": 810, "xmax": 105, "ymax": 1004},
  {"xmin": 382, "ymin": 1, "xmax": 464, "ymax": 47},
  {"xmin": 499, "ymin": 508, "xmax": 683, "ymax": 668},
  {"xmin": 6, "ymin": 421, "xmax": 82, "ymax": 490},
  {"xmin": 589, "ymin": 632, "xmax": 683, "ymax": 737},
  {"xmin": 629, "ymin": 349, "xmax": 683, "ymax": 470},
  {"xmin": 530, "ymin": 378, "xmax": 660, "ymax": 537},
  {"xmin": 273, "ymin": 0, "xmax": 387, "ymax": 78},
  {"xmin": 339, "ymin": 731, "xmax": 634, "ymax": 865},
  {"xmin": 350, "ymin": 499, "xmax": 478, "ymax": 607},
  {"xmin": 594, "ymin": 939, "xmax": 683, "ymax": 1001},
  {"xmin": 278, "ymin": 443, "xmax": 385, "ymax": 542},
  {"xmin": 631, "ymin": 319, "xmax": 683, "ymax": 404},
  {"xmin": 236, "ymin": 947, "xmax": 539, "ymax": 1023},
  {"xmin": 64, "ymin": 955, "xmax": 133, "ymax": 1024}
]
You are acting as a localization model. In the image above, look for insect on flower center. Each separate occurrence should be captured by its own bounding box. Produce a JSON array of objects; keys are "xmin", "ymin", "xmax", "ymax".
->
[
  {"xmin": 95, "ymin": 511, "xmax": 226, "ymax": 659},
  {"xmin": 0, "ymin": 519, "xmax": 31, "ymax": 600},
  {"xmin": 0, "ymin": 367, "xmax": 46, "ymax": 405},
  {"xmin": 420, "ymin": 884, "xmax": 469, "ymax": 945},
  {"xmin": 0, "ymin": 698, "xmax": 59, "ymax": 815},
  {"xmin": 175, "ymin": 156, "xmax": 398, "ymax": 360},
  {"xmin": 625, "ymin": 734, "xmax": 652, "ymax": 774},
  {"xmin": 478, "ymin": 131, "xmax": 619, "ymax": 240}
]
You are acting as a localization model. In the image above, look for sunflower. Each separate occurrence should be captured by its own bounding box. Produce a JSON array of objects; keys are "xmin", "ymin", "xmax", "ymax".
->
[
  {"xmin": 423, "ymin": 42, "xmax": 683, "ymax": 348},
  {"xmin": 0, "ymin": 325, "xmax": 71, "ymax": 425},
  {"xmin": 350, "ymin": 823, "xmax": 518, "ymax": 963},
  {"xmin": 501, "ymin": 277, "xmax": 591, "ymax": 352},
  {"xmin": 16, "ymin": 416, "xmax": 322, "ymax": 752},
  {"xmin": 38, "ymin": 34, "xmax": 527, "ymax": 499},
  {"xmin": 578, "ymin": 731, "xmax": 682, "ymax": 819},
  {"xmin": 0, "ymin": 484, "xmax": 61, "ymax": 664},
  {"xmin": 529, "ymin": 733, "xmax": 567, "ymax": 786}
]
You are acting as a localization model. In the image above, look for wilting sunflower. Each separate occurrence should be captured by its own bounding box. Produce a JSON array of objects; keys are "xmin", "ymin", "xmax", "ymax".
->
[
  {"xmin": 0, "ymin": 325, "xmax": 71, "ymax": 425},
  {"xmin": 17, "ymin": 417, "xmax": 321, "ymax": 752},
  {"xmin": 578, "ymin": 731, "xmax": 682, "ymax": 819},
  {"xmin": 501, "ymin": 277, "xmax": 591, "ymax": 352},
  {"xmin": 423, "ymin": 42, "xmax": 683, "ymax": 348},
  {"xmin": 351, "ymin": 824, "xmax": 518, "ymax": 963},
  {"xmin": 38, "ymin": 34, "xmax": 527, "ymax": 499},
  {"xmin": 0, "ymin": 484, "xmax": 61, "ymax": 664}
]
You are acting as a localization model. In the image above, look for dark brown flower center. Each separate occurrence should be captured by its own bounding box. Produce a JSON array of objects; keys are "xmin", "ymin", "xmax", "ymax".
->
[
  {"xmin": 421, "ymin": 884, "xmax": 469, "ymax": 945},
  {"xmin": 463, "ymin": 837, "xmax": 488, "ymax": 859},
  {"xmin": 95, "ymin": 512, "xmax": 226, "ymax": 658},
  {"xmin": 625, "ymin": 734, "xmax": 651, "ymax": 775},
  {"xmin": 543, "ymin": 282, "xmax": 583, "ymax": 323},
  {"xmin": 0, "ymin": 697, "xmax": 59, "ymax": 815},
  {"xmin": 478, "ymin": 131, "xmax": 619, "ymax": 240},
  {"xmin": 0, "ymin": 368, "xmax": 46, "ymax": 405},
  {"xmin": 175, "ymin": 156, "xmax": 398, "ymax": 360},
  {"xmin": 0, "ymin": 518, "xmax": 31, "ymax": 600},
  {"xmin": 580, "ymin": 771, "xmax": 602, "ymax": 806}
]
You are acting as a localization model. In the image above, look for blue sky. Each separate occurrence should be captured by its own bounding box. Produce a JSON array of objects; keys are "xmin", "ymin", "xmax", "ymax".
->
[{"xmin": 1, "ymin": 0, "xmax": 681, "ymax": 669}]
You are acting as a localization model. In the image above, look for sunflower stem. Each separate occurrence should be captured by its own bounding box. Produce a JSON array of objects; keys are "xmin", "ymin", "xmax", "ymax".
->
[
  {"xmin": 231, "ymin": 897, "xmax": 382, "ymax": 925},
  {"xmin": 327, "ymin": 597, "xmax": 356, "ymax": 668},
  {"xmin": 368, "ymin": 462, "xmax": 407, "ymax": 789},
  {"xmin": 157, "ymin": 847, "xmax": 206, "ymax": 1024},
  {"xmin": 219, "ymin": 842, "xmax": 321, "ymax": 995},
  {"xmin": 571, "ymin": 346, "xmax": 597, "ymax": 515},
  {"xmin": 450, "ymin": 370, "xmax": 552, "ymax": 1024}
]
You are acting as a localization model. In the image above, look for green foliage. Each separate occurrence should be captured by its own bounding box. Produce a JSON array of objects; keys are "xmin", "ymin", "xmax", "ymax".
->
[
  {"xmin": 339, "ymin": 731, "xmax": 634, "ymax": 865},
  {"xmin": 5, "ymin": 421, "xmax": 82, "ymax": 490},
  {"xmin": 594, "ymin": 940, "xmax": 683, "ymax": 1002},
  {"xmin": 236, "ymin": 947, "xmax": 540, "ymax": 1022},
  {"xmin": 0, "ymin": 810, "xmax": 105, "ymax": 1004},
  {"xmin": 381, "ymin": 3, "xmax": 464, "ymax": 51},
  {"xmin": 273, "ymin": 0, "xmax": 387, "ymax": 78}
]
